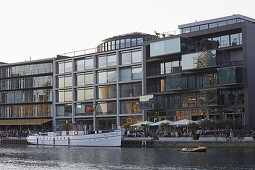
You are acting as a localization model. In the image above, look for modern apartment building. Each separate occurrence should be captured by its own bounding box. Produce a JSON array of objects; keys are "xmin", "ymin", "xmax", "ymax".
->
[
  {"xmin": 0, "ymin": 58, "xmax": 53, "ymax": 130},
  {"xmin": 142, "ymin": 14, "xmax": 255, "ymax": 130},
  {"xmin": 1, "ymin": 14, "xmax": 255, "ymax": 131},
  {"xmin": 53, "ymin": 33, "xmax": 157, "ymax": 131}
]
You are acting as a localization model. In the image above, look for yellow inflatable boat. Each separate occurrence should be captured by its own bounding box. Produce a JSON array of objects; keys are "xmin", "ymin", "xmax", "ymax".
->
[{"xmin": 182, "ymin": 146, "xmax": 207, "ymax": 152}]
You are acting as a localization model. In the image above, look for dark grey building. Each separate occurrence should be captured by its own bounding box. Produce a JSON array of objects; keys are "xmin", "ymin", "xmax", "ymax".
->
[{"xmin": 142, "ymin": 14, "xmax": 255, "ymax": 130}]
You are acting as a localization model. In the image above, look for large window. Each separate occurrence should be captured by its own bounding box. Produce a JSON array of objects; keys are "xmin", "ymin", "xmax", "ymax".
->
[
  {"xmin": 181, "ymin": 93, "xmax": 196, "ymax": 108},
  {"xmin": 218, "ymin": 67, "xmax": 242, "ymax": 85},
  {"xmin": 76, "ymin": 103, "xmax": 93, "ymax": 116},
  {"xmin": 182, "ymin": 50, "xmax": 216, "ymax": 70},
  {"xmin": 120, "ymin": 67, "xmax": 142, "ymax": 82},
  {"xmin": 120, "ymin": 83, "xmax": 142, "ymax": 98},
  {"xmin": 120, "ymin": 100, "xmax": 142, "ymax": 114},
  {"xmin": 97, "ymin": 54, "xmax": 116, "ymax": 68},
  {"xmin": 120, "ymin": 50, "xmax": 142, "ymax": 65},
  {"xmin": 56, "ymin": 104, "xmax": 72, "ymax": 117},
  {"xmin": 58, "ymin": 60, "xmax": 72, "ymax": 74},
  {"xmin": 57, "ymin": 90, "xmax": 72, "ymax": 102},
  {"xmin": 198, "ymin": 90, "xmax": 217, "ymax": 106},
  {"xmin": 77, "ymin": 88, "xmax": 93, "ymax": 101},
  {"xmin": 97, "ymin": 85, "xmax": 117, "ymax": 99},
  {"xmin": 76, "ymin": 57, "xmax": 93, "ymax": 71},
  {"xmin": 150, "ymin": 38, "xmax": 184, "ymax": 57},
  {"xmin": 57, "ymin": 75, "xmax": 72, "ymax": 88},
  {"xmin": 97, "ymin": 70, "xmax": 116, "ymax": 84},
  {"xmin": 76, "ymin": 73, "xmax": 93, "ymax": 86},
  {"xmin": 96, "ymin": 102, "xmax": 117, "ymax": 115}
]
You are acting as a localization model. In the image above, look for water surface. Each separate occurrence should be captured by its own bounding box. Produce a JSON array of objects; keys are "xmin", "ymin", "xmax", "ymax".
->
[{"xmin": 0, "ymin": 145, "xmax": 254, "ymax": 169}]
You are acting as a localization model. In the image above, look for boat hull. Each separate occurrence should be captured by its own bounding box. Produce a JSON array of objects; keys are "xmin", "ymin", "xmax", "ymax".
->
[
  {"xmin": 182, "ymin": 146, "xmax": 207, "ymax": 152},
  {"xmin": 27, "ymin": 130, "xmax": 121, "ymax": 147}
]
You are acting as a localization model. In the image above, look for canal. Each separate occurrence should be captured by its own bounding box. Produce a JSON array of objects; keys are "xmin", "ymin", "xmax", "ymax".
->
[{"xmin": 0, "ymin": 145, "xmax": 255, "ymax": 169}]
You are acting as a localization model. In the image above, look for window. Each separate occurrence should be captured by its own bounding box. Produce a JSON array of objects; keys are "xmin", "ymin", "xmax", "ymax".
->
[
  {"xmin": 77, "ymin": 88, "xmax": 93, "ymax": 101},
  {"xmin": 85, "ymin": 58, "xmax": 93, "ymax": 69},
  {"xmin": 182, "ymin": 50, "xmax": 216, "ymax": 70},
  {"xmin": 131, "ymin": 51, "xmax": 142, "ymax": 63},
  {"xmin": 120, "ymin": 67, "xmax": 142, "ymax": 81},
  {"xmin": 111, "ymin": 41, "xmax": 115, "ymax": 50},
  {"xmin": 198, "ymin": 90, "xmax": 217, "ymax": 106},
  {"xmin": 120, "ymin": 68, "xmax": 131, "ymax": 81},
  {"xmin": 182, "ymin": 27, "xmax": 190, "ymax": 33},
  {"xmin": 150, "ymin": 38, "xmax": 182, "ymax": 57},
  {"xmin": 98, "ymin": 56, "xmax": 107, "ymax": 68},
  {"xmin": 121, "ymin": 52, "xmax": 131, "ymax": 65},
  {"xmin": 97, "ymin": 85, "xmax": 116, "ymax": 99},
  {"xmin": 107, "ymin": 54, "xmax": 117, "ymax": 66},
  {"xmin": 97, "ymin": 70, "xmax": 116, "ymax": 84},
  {"xmin": 132, "ymin": 67, "xmax": 142, "ymax": 80},
  {"xmin": 120, "ymin": 39, "xmax": 125, "ymax": 48},
  {"xmin": 120, "ymin": 100, "xmax": 141, "ymax": 114},
  {"xmin": 116, "ymin": 40, "xmax": 120, "ymax": 49},
  {"xmin": 97, "ymin": 102, "xmax": 117, "ymax": 115},
  {"xmin": 218, "ymin": 21, "xmax": 227, "ymax": 27},
  {"xmin": 227, "ymin": 19, "xmax": 236, "ymax": 25},
  {"xmin": 76, "ymin": 103, "xmax": 93, "ymax": 116},
  {"xmin": 131, "ymin": 38, "xmax": 137, "ymax": 46},
  {"xmin": 57, "ymin": 75, "xmax": 72, "ymax": 88},
  {"xmin": 57, "ymin": 90, "xmax": 72, "ymax": 102},
  {"xmin": 97, "ymin": 54, "xmax": 116, "ymax": 68},
  {"xmin": 56, "ymin": 104, "xmax": 72, "ymax": 117},
  {"xmin": 231, "ymin": 33, "xmax": 242, "ymax": 46},
  {"xmin": 220, "ymin": 35, "xmax": 229, "ymax": 48},
  {"xmin": 181, "ymin": 93, "xmax": 196, "ymax": 108},
  {"xmin": 209, "ymin": 23, "xmax": 217, "ymax": 28},
  {"xmin": 126, "ymin": 39, "xmax": 130, "ymax": 48},
  {"xmin": 76, "ymin": 59, "xmax": 84, "ymax": 71},
  {"xmin": 137, "ymin": 38, "xmax": 143, "ymax": 46},
  {"xmin": 200, "ymin": 24, "xmax": 208, "ymax": 30},
  {"xmin": 58, "ymin": 61, "xmax": 72, "ymax": 73},
  {"xmin": 120, "ymin": 83, "xmax": 142, "ymax": 98},
  {"xmin": 191, "ymin": 26, "xmax": 199, "ymax": 32}
]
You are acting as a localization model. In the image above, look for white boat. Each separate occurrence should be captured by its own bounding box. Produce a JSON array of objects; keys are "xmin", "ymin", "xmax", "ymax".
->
[{"xmin": 27, "ymin": 130, "xmax": 121, "ymax": 147}]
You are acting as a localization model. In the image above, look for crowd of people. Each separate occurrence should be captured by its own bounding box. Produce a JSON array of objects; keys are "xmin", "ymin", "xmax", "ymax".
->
[{"xmin": 126, "ymin": 128, "xmax": 254, "ymax": 140}]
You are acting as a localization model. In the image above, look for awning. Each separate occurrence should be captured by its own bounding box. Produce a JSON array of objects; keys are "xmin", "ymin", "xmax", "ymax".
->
[{"xmin": 0, "ymin": 119, "xmax": 52, "ymax": 125}]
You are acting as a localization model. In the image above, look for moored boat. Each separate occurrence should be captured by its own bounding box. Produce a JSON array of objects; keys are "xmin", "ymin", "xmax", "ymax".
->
[
  {"xmin": 27, "ymin": 130, "xmax": 121, "ymax": 147},
  {"xmin": 182, "ymin": 146, "xmax": 207, "ymax": 152}
]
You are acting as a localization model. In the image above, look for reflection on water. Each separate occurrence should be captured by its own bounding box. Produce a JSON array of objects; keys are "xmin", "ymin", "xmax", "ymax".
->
[{"xmin": 0, "ymin": 145, "xmax": 254, "ymax": 169}]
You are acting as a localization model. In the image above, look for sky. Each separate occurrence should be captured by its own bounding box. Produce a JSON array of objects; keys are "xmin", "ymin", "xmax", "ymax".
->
[{"xmin": 0, "ymin": 0, "xmax": 254, "ymax": 63}]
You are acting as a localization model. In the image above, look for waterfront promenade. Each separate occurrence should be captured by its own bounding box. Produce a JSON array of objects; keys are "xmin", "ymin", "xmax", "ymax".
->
[{"xmin": 1, "ymin": 136, "xmax": 254, "ymax": 148}]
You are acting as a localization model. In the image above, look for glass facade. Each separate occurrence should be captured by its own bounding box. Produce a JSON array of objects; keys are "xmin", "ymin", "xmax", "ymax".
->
[
  {"xmin": 0, "ymin": 61, "xmax": 53, "ymax": 119},
  {"xmin": 120, "ymin": 100, "xmax": 142, "ymax": 114},
  {"xmin": 76, "ymin": 57, "xmax": 93, "ymax": 71},
  {"xmin": 120, "ymin": 67, "xmax": 142, "ymax": 81},
  {"xmin": 56, "ymin": 104, "xmax": 72, "ymax": 117},
  {"xmin": 218, "ymin": 67, "xmax": 242, "ymax": 85},
  {"xmin": 97, "ymin": 85, "xmax": 117, "ymax": 99},
  {"xmin": 58, "ymin": 60, "xmax": 72, "ymax": 74},
  {"xmin": 76, "ymin": 73, "xmax": 93, "ymax": 86},
  {"xmin": 96, "ymin": 102, "xmax": 117, "ymax": 115},
  {"xmin": 150, "ymin": 38, "xmax": 182, "ymax": 57},
  {"xmin": 182, "ymin": 50, "xmax": 216, "ymax": 70},
  {"xmin": 120, "ymin": 50, "xmax": 142, "ymax": 65},
  {"xmin": 97, "ymin": 70, "xmax": 116, "ymax": 84},
  {"xmin": 120, "ymin": 83, "xmax": 142, "ymax": 98},
  {"xmin": 97, "ymin": 54, "xmax": 116, "ymax": 68},
  {"xmin": 77, "ymin": 88, "xmax": 93, "ymax": 101},
  {"xmin": 76, "ymin": 103, "xmax": 93, "ymax": 116}
]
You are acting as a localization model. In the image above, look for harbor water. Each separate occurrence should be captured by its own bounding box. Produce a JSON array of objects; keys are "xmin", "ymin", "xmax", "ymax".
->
[{"xmin": 0, "ymin": 145, "xmax": 255, "ymax": 169}]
